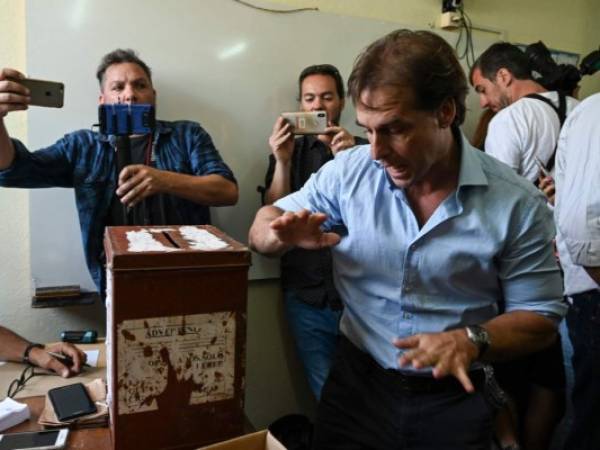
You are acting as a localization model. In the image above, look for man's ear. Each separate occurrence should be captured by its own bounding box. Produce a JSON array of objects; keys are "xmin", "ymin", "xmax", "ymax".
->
[
  {"xmin": 496, "ymin": 68, "xmax": 513, "ymax": 88},
  {"xmin": 99, "ymin": 94, "xmax": 105, "ymax": 105},
  {"xmin": 437, "ymin": 97, "xmax": 456, "ymax": 129}
]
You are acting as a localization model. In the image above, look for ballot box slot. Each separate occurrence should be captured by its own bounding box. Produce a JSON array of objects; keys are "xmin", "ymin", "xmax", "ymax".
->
[
  {"xmin": 162, "ymin": 231, "xmax": 180, "ymax": 249},
  {"xmin": 110, "ymin": 263, "xmax": 250, "ymax": 273}
]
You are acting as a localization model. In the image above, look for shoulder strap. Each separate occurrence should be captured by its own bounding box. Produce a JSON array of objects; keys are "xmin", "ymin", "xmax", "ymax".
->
[{"xmin": 523, "ymin": 92, "xmax": 567, "ymax": 172}]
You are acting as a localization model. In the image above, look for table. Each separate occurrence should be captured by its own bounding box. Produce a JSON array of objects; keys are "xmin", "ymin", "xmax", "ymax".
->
[
  {"xmin": 6, "ymin": 395, "xmax": 111, "ymax": 449},
  {"xmin": 0, "ymin": 342, "xmax": 253, "ymax": 449},
  {"xmin": 1, "ymin": 342, "xmax": 111, "ymax": 449}
]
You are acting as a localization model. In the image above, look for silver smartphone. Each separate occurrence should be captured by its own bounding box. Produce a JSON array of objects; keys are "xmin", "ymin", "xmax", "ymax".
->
[
  {"xmin": 0, "ymin": 429, "xmax": 69, "ymax": 450},
  {"xmin": 281, "ymin": 111, "xmax": 327, "ymax": 135},
  {"xmin": 16, "ymin": 78, "xmax": 64, "ymax": 108},
  {"xmin": 534, "ymin": 156, "xmax": 551, "ymax": 178}
]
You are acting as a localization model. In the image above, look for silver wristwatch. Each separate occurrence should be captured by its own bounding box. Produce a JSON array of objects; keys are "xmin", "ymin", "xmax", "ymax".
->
[{"xmin": 465, "ymin": 325, "xmax": 490, "ymax": 359}]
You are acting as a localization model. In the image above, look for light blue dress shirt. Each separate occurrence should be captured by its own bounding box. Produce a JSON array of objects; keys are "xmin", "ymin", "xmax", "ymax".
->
[{"xmin": 275, "ymin": 132, "xmax": 567, "ymax": 372}]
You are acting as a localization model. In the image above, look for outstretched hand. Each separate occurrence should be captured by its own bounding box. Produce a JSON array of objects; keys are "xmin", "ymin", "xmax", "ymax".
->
[
  {"xmin": 393, "ymin": 329, "xmax": 479, "ymax": 392},
  {"xmin": 269, "ymin": 209, "xmax": 341, "ymax": 250},
  {"xmin": 538, "ymin": 175, "xmax": 555, "ymax": 206}
]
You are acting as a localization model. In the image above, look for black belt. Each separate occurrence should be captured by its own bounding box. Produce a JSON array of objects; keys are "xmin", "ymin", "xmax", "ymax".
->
[
  {"xmin": 570, "ymin": 289, "xmax": 600, "ymax": 303},
  {"xmin": 340, "ymin": 335, "xmax": 485, "ymax": 394}
]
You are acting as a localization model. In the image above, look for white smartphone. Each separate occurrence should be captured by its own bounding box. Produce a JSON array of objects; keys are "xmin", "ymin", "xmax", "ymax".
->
[
  {"xmin": 281, "ymin": 111, "xmax": 327, "ymax": 135},
  {"xmin": 0, "ymin": 429, "xmax": 69, "ymax": 450},
  {"xmin": 8, "ymin": 78, "xmax": 64, "ymax": 108}
]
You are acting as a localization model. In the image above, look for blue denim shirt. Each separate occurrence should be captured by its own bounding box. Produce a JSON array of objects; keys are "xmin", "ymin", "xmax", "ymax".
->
[
  {"xmin": 275, "ymin": 132, "xmax": 567, "ymax": 372},
  {"xmin": 0, "ymin": 120, "xmax": 236, "ymax": 294}
]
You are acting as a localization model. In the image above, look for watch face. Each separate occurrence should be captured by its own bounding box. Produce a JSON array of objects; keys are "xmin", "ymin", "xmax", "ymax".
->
[{"xmin": 467, "ymin": 326, "xmax": 490, "ymax": 350}]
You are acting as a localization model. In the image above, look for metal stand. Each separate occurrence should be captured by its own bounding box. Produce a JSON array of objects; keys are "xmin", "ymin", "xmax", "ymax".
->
[{"xmin": 115, "ymin": 135, "xmax": 132, "ymax": 225}]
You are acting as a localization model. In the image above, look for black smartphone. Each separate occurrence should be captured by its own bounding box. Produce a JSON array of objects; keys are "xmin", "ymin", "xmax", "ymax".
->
[{"xmin": 47, "ymin": 383, "xmax": 97, "ymax": 422}]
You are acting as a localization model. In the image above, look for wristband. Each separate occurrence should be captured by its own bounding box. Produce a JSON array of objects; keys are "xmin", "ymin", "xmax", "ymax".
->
[{"xmin": 22, "ymin": 343, "xmax": 45, "ymax": 364}]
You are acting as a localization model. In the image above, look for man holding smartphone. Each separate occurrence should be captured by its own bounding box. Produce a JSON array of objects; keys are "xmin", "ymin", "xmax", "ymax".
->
[
  {"xmin": 0, "ymin": 49, "xmax": 238, "ymax": 296},
  {"xmin": 261, "ymin": 64, "xmax": 367, "ymax": 399}
]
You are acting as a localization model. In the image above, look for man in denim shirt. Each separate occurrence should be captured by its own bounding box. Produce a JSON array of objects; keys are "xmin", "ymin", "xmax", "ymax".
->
[{"xmin": 0, "ymin": 49, "xmax": 238, "ymax": 295}]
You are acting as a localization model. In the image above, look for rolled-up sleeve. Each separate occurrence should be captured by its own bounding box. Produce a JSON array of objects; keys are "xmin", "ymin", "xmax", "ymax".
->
[
  {"xmin": 274, "ymin": 157, "xmax": 342, "ymax": 229},
  {"xmin": 500, "ymin": 194, "xmax": 568, "ymax": 322}
]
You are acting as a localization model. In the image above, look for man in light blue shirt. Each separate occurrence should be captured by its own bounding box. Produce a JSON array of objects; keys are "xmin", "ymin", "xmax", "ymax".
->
[{"xmin": 249, "ymin": 29, "xmax": 566, "ymax": 449}]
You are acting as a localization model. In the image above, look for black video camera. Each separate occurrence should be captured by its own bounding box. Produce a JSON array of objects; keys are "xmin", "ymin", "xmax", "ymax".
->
[
  {"xmin": 525, "ymin": 41, "xmax": 581, "ymax": 96},
  {"xmin": 98, "ymin": 103, "xmax": 156, "ymax": 136},
  {"xmin": 580, "ymin": 48, "xmax": 600, "ymax": 76}
]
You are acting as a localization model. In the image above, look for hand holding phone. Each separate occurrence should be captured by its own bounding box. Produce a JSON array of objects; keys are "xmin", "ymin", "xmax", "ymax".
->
[
  {"xmin": 268, "ymin": 117, "xmax": 294, "ymax": 163},
  {"xmin": 8, "ymin": 78, "xmax": 64, "ymax": 108},
  {"xmin": 0, "ymin": 69, "xmax": 30, "ymax": 117},
  {"xmin": 534, "ymin": 156, "xmax": 552, "ymax": 179}
]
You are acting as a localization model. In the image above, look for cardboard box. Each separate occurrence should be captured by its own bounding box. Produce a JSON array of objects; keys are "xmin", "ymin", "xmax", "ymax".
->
[{"xmin": 198, "ymin": 430, "xmax": 286, "ymax": 450}]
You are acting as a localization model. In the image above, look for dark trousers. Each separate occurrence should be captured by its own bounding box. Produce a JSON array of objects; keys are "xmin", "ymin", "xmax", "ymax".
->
[
  {"xmin": 313, "ymin": 336, "xmax": 494, "ymax": 450},
  {"xmin": 564, "ymin": 290, "xmax": 600, "ymax": 450}
]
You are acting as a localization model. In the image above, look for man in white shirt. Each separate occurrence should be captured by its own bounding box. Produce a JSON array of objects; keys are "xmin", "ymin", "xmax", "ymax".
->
[
  {"xmin": 470, "ymin": 42, "xmax": 578, "ymax": 184},
  {"xmin": 554, "ymin": 93, "xmax": 600, "ymax": 450},
  {"xmin": 470, "ymin": 42, "xmax": 576, "ymax": 450}
]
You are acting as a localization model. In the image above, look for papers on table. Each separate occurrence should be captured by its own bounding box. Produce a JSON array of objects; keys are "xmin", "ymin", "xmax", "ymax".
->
[
  {"xmin": 84, "ymin": 350, "xmax": 100, "ymax": 368},
  {"xmin": 0, "ymin": 397, "xmax": 30, "ymax": 432}
]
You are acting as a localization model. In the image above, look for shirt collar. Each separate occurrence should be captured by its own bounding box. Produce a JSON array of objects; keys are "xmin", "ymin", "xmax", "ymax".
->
[{"xmin": 455, "ymin": 126, "xmax": 488, "ymax": 189}]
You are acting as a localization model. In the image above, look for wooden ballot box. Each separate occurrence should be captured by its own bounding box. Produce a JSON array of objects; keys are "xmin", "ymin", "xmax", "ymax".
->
[{"xmin": 104, "ymin": 225, "xmax": 251, "ymax": 450}]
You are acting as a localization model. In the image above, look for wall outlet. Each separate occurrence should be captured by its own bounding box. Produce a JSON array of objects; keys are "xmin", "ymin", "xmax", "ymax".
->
[{"xmin": 438, "ymin": 11, "xmax": 461, "ymax": 30}]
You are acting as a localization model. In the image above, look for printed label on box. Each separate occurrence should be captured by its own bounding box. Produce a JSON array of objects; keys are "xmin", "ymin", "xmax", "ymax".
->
[{"xmin": 116, "ymin": 311, "xmax": 236, "ymax": 415}]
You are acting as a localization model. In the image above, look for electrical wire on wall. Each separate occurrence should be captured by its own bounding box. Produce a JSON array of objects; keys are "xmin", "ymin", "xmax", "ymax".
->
[
  {"xmin": 455, "ymin": 5, "xmax": 476, "ymax": 68},
  {"xmin": 232, "ymin": 0, "xmax": 318, "ymax": 14}
]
